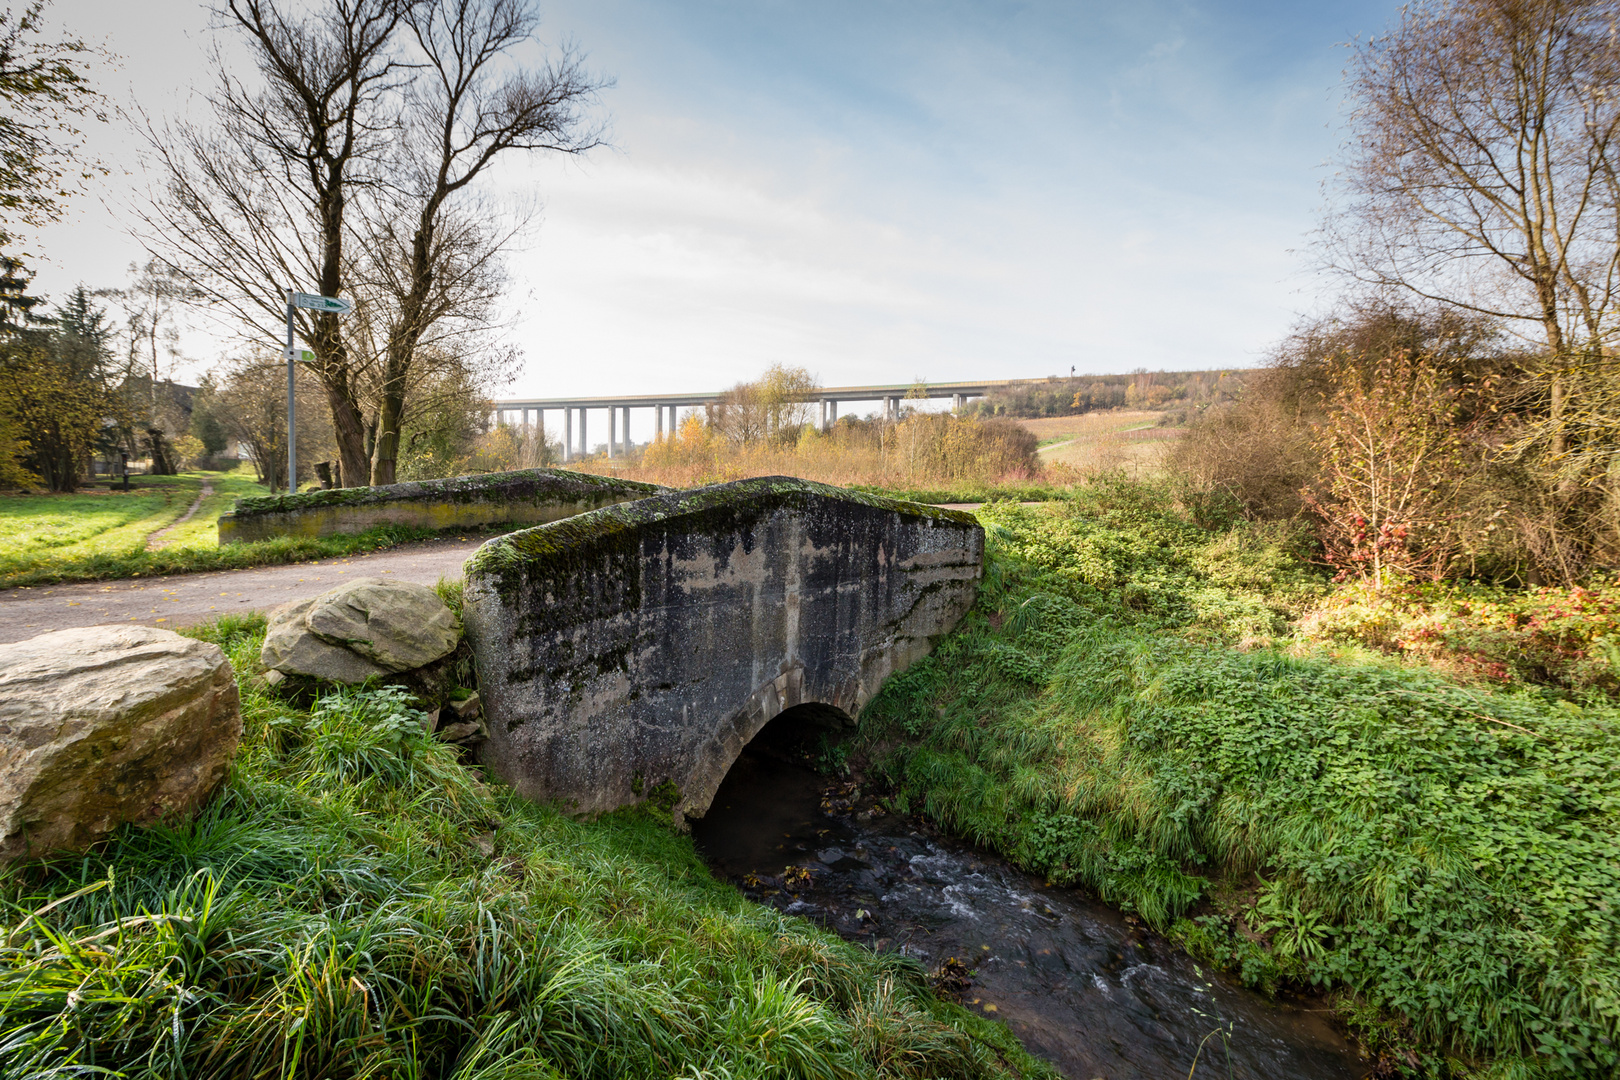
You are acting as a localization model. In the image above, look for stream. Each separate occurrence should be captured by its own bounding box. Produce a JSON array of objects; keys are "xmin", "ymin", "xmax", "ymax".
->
[{"xmin": 691, "ymin": 721, "xmax": 1369, "ymax": 1080}]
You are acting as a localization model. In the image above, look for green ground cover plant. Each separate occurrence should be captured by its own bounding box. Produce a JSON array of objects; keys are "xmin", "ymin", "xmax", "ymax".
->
[
  {"xmin": 0, "ymin": 616, "xmax": 1051, "ymax": 1080},
  {"xmin": 857, "ymin": 481, "xmax": 1620, "ymax": 1078}
]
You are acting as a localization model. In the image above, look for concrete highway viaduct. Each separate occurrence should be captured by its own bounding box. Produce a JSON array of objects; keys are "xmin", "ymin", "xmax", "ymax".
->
[{"xmin": 490, "ymin": 379, "xmax": 1027, "ymax": 462}]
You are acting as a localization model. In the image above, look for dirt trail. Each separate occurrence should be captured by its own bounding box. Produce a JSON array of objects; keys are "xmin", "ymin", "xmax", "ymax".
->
[
  {"xmin": 146, "ymin": 481, "xmax": 213, "ymax": 550},
  {"xmin": 0, "ymin": 536, "xmax": 485, "ymax": 644}
]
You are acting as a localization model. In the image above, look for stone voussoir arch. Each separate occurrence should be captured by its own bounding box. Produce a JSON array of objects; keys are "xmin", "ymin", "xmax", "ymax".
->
[{"xmin": 463, "ymin": 476, "xmax": 984, "ymax": 823}]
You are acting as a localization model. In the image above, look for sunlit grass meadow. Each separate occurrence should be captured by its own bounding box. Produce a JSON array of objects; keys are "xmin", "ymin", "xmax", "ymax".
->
[{"xmin": 1022, "ymin": 410, "xmax": 1180, "ymax": 480}]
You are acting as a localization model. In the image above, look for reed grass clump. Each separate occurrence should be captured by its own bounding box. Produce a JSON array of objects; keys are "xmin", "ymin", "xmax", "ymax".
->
[{"xmin": 0, "ymin": 616, "xmax": 1049, "ymax": 1079}]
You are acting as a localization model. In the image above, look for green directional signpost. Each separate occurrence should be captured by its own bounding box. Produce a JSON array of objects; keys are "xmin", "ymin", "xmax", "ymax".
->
[{"xmin": 286, "ymin": 290, "xmax": 352, "ymax": 490}]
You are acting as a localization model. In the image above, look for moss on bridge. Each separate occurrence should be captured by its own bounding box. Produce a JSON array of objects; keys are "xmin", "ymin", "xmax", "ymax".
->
[{"xmin": 218, "ymin": 468, "xmax": 663, "ymax": 544}]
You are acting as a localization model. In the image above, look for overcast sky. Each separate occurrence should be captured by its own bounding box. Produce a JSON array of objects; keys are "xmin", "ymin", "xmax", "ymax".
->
[{"xmin": 33, "ymin": 0, "xmax": 1400, "ymax": 404}]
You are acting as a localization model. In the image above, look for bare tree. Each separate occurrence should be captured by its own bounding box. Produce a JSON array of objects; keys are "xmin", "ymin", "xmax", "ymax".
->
[
  {"xmin": 1330, "ymin": 0, "xmax": 1620, "ymax": 579},
  {"xmin": 362, "ymin": 0, "xmax": 606, "ymax": 484},
  {"xmin": 1333, "ymin": 0, "xmax": 1620, "ymax": 427},
  {"xmin": 0, "ymin": 1, "xmax": 104, "ymax": 251},
  {"xmin": 213, "ymin": 354, "xmax": 336, "ymax": 490},
  {"xmin": 141, "ymin": 0, "xmax": 605, "ymax": 488},
  {"xmin": 94, "ymin": 259, "xmax": 202, "ymax": 430},
  {"xmin": 709, "ymin": 364, "xmax": 819, "ymax": 445},
  {"xmin": 139, "ymin": 0, "xmax": 408, "ymax": 487}
]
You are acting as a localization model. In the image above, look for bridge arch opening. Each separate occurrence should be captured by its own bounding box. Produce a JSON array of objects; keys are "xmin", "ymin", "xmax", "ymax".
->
[{"xmin": 690, "ymin": 702, "xmax": 853, "ymax": 877}]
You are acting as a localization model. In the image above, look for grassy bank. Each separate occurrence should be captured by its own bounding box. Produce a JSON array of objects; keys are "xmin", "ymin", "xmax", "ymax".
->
[
  {"xmin": 0, "ymin": 616, "xmax": 1051, "ymax": 1079},
  {"xmin": 0, "ymin": 469, "xmax": 508, "ymax": 589},
  {"xmin": 856, "ymin": 482, "xmax": 1620, "ymax": 1078}
]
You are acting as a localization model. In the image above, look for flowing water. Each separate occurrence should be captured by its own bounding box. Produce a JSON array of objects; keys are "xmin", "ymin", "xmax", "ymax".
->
[{"xmin": 691, "ymin": 723, "xmax": 1369, "ymax": 1080}]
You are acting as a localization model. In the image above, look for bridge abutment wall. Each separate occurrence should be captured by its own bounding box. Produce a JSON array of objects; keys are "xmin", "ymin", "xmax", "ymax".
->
[
  {"xmin": 217, "ymin": 468, "xmax": 660, "ymax": 544},
  {"xmin": 462, "ymin": 477, "xmax": 983, "ymax": 822}
]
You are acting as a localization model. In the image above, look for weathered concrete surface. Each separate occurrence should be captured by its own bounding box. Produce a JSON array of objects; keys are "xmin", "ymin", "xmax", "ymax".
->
[
  {"xmin": 218, "ymin": 468, "xmax": 662, "ymax": 544},
  {"xmin": 463, "ymin": 476, "xmax": 983, "ymax": 822},
  {"xmin": 0, "ymin": 625, "xmax": 242, "ymax": 863}
]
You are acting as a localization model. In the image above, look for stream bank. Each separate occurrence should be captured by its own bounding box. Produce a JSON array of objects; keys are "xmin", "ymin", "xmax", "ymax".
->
[{"xmin": 691, "ymin": 721, "xmax": 1368, "ymax": 1080}]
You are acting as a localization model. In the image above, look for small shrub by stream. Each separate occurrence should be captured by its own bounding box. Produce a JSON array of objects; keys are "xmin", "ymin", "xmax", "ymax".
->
[
  {"xmin": 0, "ymin": 616, "xmax": 1047, "ymax": 1080},
  {"xmin": 859, "ymin": 481, "xmax": 1620, "ymax": 1078}
]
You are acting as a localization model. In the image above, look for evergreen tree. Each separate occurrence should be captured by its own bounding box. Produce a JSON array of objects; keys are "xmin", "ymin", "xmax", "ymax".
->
[{"xmin": 0, "ymin": 267, "xmax": 128, "ymax": 490}]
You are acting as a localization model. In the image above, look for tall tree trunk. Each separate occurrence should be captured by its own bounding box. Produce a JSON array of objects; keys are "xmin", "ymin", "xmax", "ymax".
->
[
  {"xmin": 370, "ymin": 372, "xmax": 405, "ymax": 486},
  {"xmin": 323, "ymin": 381, "xmax": 370, "ymax": 492},
  {"xmin": 369, "ymin": 309, "xmax": 422, "ymax": 486},
  {"xmin": 370, "ymin": 220, "xmax": 433, "ymax": 486},
  {"xmin": 310, "ymin": 178, "xmax": 373, "ymax": 486}
]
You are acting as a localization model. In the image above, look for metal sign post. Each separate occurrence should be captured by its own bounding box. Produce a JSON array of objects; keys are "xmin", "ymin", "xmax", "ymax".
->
[
  {"xmin": 284, "ymin": 291, "xmax": 352, "ymax": 491},
  {"xmin": 285, "ymin": 291, "xmax": 295, "ymax": 492}
]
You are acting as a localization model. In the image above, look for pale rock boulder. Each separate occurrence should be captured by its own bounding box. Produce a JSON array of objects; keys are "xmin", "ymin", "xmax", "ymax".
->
[
  {"xmin": 261, "ymin": 577, "xmax": 461, "ymax": 682},
  {"xmin": 261, "ymin": 596, "xmax": 389, "ymax": 684},
  {"xmin": 0, "ymin": 625, "xmax": 242, "ymax": 863},
  {"xmin": 306, "ymin": 577, "xmax": 460, "ymax": 670}
]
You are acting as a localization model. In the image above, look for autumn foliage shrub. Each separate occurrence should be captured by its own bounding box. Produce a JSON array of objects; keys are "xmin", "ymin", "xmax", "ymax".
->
[
  {"xmin": 1299, "ymin": 578, "xmax": 1620, "ymax": 698},
  {"xmin": 1301, "ymin": 351, "xmax": 1487, "ymax": 581},
  {"xmin": 591, "ymin": 411, "xmax": 1040, "ymax": 491}
]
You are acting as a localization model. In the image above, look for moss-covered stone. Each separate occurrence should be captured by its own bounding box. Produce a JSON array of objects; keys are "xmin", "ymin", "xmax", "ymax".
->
[{"xmin": 218, "ymin": 468, "xmax": 663, "ymax": 544}]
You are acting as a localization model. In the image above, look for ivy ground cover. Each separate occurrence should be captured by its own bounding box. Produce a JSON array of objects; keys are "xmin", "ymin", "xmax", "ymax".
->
[{"xmin": 859, "ymin": 482, "xmax": 1620, "ymax": 1078}]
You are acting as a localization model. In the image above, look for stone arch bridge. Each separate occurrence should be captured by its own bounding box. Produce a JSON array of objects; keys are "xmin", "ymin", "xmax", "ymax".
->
[{"xmin": 463, "ymin": 477, "xmax": 983, "ymax": 822}]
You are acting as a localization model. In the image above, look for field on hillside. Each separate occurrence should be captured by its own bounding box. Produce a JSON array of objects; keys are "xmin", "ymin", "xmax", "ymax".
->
[{"xmin": 1017, "ymin": 410, "xmax": 1179, "ymax": 478}]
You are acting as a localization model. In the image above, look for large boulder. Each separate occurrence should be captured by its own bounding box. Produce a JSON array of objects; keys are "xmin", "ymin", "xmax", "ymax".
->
[
  {"xmin": 0, "ymin": 625, "xmax": 242, "ymax": 863},
  {"xmin": 261, "ymin": 596, "xmax": 389, "ymax": 684},
  {"xmin": 261, "ymin": 577, "xmax": 461, "ymax": 682}
]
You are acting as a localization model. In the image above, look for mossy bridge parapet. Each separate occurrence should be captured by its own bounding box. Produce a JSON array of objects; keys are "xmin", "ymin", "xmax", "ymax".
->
[
  {"xmin": 462, "ymin": 476, "xmax": 985, "ymax": 822},
  {"xmin": 216, "ymin": 468, "xmax": 664, "ymax": 544}
]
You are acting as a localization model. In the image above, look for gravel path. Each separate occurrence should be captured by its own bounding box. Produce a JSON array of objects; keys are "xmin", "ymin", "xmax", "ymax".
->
[{"xmin": 0, "ymin": 536, "xmax": 486, "ymax": 644}]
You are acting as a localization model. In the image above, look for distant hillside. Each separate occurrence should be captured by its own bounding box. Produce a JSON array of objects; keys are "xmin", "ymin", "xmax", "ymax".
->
[{"xmin": 963, "ymin": 369, "xmax": 1252, "ymax": 419}]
